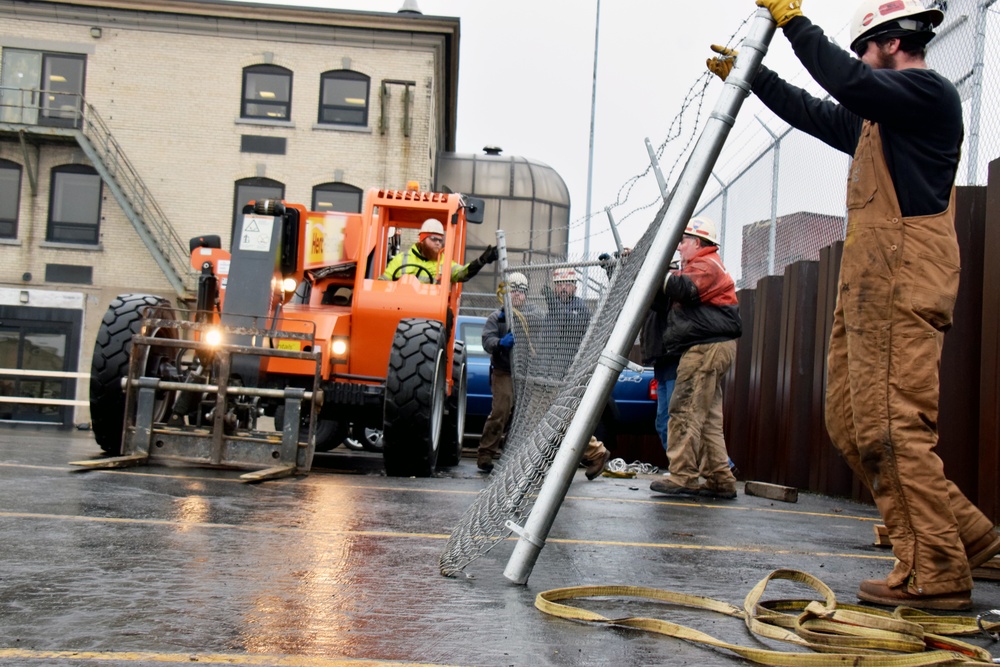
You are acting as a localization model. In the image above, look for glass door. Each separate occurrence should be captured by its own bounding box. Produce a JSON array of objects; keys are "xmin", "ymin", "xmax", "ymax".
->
[
  {"xmin": 41, "ymin": 53, "xmax": 85, "ymax": 127},
  {"xmin": 0, "ymin": 322, "xmax": 71, "ymax": 424},
  {"xmin": 0, "ymin": 49, "xmax": 42, "ymax": 125}
]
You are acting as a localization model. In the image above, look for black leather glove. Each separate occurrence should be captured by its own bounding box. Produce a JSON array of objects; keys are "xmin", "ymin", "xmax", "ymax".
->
[
  {"xmin": 598, "ymin": 252, "xmax": 616, "ymax": 280},
  {"xmin": 478, "ymin": 245, "xmax": 498, "ymax": 264}
]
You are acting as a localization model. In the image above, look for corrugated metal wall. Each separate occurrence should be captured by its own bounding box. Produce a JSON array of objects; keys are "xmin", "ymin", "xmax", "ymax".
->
[
  {"xmin": 620, "ymin": 158, "xmax": 1000, "ymax": 522},
  {"xmin": 719, "ymin": 178, "xmax": 995, "ymax": 520}
]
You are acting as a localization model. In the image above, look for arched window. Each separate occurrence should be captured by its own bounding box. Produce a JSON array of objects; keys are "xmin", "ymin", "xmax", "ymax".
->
[
  {"xmin": 0, "ymin": 159, "xmax": 22, "ymax": 238},
  {"xmin": 312, "ymin": 182, "xmax": 363, "ymax": 213},
  {"xmin": 241, "ymin": 64, "xmax": 292, "ymax": 120},
  {"xmin": 47, "ymin": 164, "xmax": 101, "ymax": 244},
  {"xmin": 319, "ymin": 70, "xmax": 369, "ymax": 126},
  {"xmin": 233, "ymin": 177, "xmax": 284, "ymax": 241}
]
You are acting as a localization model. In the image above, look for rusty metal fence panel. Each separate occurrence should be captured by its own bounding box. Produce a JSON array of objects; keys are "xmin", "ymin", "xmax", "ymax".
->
[
  {"xmin": 774, "ymin": 260, "xmax": 819, "ymax": 491},
  {"xmin": 979, "ymin": 160, "xmax": 1000, "ymax": 522},
  {"xmin": 717, "ymin": 180, "xmax": 998, "ymax": 521}
]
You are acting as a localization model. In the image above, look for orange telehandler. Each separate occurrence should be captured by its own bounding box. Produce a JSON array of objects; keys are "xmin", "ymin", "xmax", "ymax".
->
[{"xmin": 79, "ymin": 185, "xmax": 484, "ymax": 480}]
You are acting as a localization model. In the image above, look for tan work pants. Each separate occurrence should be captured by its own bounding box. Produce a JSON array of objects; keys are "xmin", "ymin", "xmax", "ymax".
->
[
  {"xmin": 825, "ymin": 121, "xmax": 993, "ymax": 595},
  {"xmin": 666, "ymin": 340, "xmax": 737, "ymax": 491},
  {"xmin": 478, "ymin": 369, "xmax": 513, "ymax": 463}
]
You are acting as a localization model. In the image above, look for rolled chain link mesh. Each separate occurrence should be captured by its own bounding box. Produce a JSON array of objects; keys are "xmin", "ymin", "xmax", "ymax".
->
[{"xmin": 439, "ymin": 221, "xmax": 662, "ymax": 577}]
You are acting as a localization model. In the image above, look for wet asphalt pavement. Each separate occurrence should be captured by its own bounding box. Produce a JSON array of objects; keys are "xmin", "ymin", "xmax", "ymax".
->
[{"xmin": 0, "ymin": 429, "xmax": 997, "ymax": 667}]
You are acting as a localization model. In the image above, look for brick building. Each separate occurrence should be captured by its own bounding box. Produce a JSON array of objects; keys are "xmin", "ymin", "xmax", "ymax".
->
[{"xmin": 0, "ymin": 0, "xmax": 460, "ymax": 426}]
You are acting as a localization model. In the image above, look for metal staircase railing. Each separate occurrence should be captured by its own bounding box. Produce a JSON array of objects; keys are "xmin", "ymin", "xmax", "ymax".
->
[{"xmin": 0, "ymin": 87, "xmax": 195, "ymax": 299}]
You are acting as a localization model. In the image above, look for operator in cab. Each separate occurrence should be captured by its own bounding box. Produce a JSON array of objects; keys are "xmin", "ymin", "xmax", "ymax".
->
[{"xmin": 380, "ymin": 218, "xmax": 497, "ymax": 284}]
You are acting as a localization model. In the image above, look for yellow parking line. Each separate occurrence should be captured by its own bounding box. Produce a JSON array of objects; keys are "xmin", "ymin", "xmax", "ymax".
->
[
  {"xmin": 0, "ymin": 462, "xmax": 879, "ymax": 524},
  {"xmin": 0, "ymin": 510, "xmax": 891, "ymax": 563},
  {"xmin": 0, "ymin": 648, "xmax": 459, "ymax": 666}
]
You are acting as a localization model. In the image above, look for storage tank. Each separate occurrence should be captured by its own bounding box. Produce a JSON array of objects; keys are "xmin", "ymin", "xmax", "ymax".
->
[{"xmin": 435, "ymin": 147, "xmax": 570, "ymax": 315}]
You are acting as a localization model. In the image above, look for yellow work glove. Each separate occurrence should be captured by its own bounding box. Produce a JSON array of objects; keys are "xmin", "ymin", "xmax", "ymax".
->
[
  {"xmin": 706, "ymin": 44, "xmax": 738, "ymax": 81},
  {"xmin": 755, "ymin": 0, "xmax": 803, "ymax": 27}
]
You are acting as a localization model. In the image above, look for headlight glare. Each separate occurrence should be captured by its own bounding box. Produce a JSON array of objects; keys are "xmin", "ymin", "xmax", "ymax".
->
[
  {"xmin": 330, "ymin": 338, "xmax": 348, "ymax": 359},
  {"xmin": 205, "ymin": 328, "xmax": 223, "ymax": 347}
]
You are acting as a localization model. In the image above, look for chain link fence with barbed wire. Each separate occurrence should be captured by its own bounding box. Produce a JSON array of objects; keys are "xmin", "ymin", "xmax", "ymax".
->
[{"xmin": 440, "ymin": 1, "xmax": 997, "ymax": 577}]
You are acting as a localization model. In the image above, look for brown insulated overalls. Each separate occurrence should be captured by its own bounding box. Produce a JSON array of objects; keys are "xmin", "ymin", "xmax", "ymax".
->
[{"xmin": 825, "ymin": 121, "xmax": 994, "ymax": 595}]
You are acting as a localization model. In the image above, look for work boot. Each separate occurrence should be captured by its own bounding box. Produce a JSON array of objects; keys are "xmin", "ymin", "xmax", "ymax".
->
[
  {"xmin": 967, "ymin": 530, "xmax": 1000, "ymax": 570},
  {"xmin": 585, "ymin": 449, "xmax": 611, "ymax": 481},
  {"xmin": 857, "ymin": 579, "xmax": 971, "ymax": 611},
  {"xmin": 699, "ymin": 483, "xmax": 737, "ymax": 500},
  {"xmin": 477, "ymin": 456, "xmax": 494, "ymax": 474},
  {"xmin": 649, "ymin": 478, "xmax": 700, "ymax": 497}
]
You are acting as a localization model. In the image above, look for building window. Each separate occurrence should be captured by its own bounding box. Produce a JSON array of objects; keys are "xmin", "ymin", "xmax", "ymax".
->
[
  {"xmin": 241, "ymin": 65, "xmax": 292, "ymax": 120},
  {"xmin": 45, "ymin": 263, "xmax": 93, "ymax": 284},
  {"xmin": 47, "ymin": 165, "xmax": 101, "ymax": 244},
  {"xmin": 319, "ymin": 70, "xmax": 369, "ymax": 126},
  {"xmin": 312, "ymin": 182, "xmax": 363, "ymax": 213},
  {"xmin": 233, "ymin": 177, "xmax": 284, "ymax": 240},
  {"xmin": 0, "ymin": 49, "xmax": 85, "ymax": 127},
  {"xmin": 0, "ymin": 159, "xmax": 21, "ymax": 238}
]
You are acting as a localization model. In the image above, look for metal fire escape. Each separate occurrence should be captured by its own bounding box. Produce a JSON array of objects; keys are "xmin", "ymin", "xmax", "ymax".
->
[{"xmin": 0, "ymin": 89, "xmax": 194, "ymax": 300}]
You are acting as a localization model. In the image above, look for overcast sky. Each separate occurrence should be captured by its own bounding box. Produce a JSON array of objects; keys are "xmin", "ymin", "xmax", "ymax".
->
[{"xmin": 223, "ymin": 1, "xmax": 861, "ymax": 248}]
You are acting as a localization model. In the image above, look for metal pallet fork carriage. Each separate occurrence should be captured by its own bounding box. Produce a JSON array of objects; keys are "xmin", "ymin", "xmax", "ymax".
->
[
  {"xmin": 72, "ymin": 316, "xmax": 322, "ymax": 482},
  {"xmin": 438, "ymin": 10, "xmax": 776, "ymax": 581}
]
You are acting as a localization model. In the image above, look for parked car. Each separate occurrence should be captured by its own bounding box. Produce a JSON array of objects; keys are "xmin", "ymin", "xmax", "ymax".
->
[{"xmin": 456, "ymin": 315, "xmax": 657, "ymax": 443}]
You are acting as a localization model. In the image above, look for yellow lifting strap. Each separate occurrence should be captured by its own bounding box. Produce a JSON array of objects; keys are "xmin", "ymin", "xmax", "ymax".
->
[{"xmin": 535, "ymin": 569, "xmax": 999, "ymax": 666}]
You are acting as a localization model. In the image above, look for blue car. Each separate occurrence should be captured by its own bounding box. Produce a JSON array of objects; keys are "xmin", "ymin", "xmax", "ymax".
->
[{"xmin": 456, "ymin": 315, "xmax": 657, "ymax": 440}]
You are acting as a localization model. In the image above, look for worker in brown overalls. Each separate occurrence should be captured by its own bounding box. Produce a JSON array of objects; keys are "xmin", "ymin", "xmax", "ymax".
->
[{"xmin": 708, "ymin": 0, "xmax": 1000, "ymax": 609}]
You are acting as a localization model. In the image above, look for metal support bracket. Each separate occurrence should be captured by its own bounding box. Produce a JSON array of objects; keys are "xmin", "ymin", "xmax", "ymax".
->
[
  {"xmin": 645, "ymin": 137, "xmax": 669, "ymax": 201},
  {"xmin": 605, "ymin": 208, "xmax": 624, "ymax": 256},
  {"xmin": 599, "ymin": 350, "xmax": 641, "ymax": 374},
  {"xmin": 505, "ymin": 520, "xmax": 545, "ymax": 549},
  {"xmin": 17, "ymin": 130, "xmax": 38, "ymax": 196}
]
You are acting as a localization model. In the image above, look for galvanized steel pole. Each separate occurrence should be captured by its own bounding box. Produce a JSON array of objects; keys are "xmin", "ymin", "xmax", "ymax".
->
[
  {"xmin": 582, "ymin": 0, "xmax": 601, "ymax": 300},
  {"xmin": 504, "ymin": 10, "xmax": 777, "ymax": 585}
]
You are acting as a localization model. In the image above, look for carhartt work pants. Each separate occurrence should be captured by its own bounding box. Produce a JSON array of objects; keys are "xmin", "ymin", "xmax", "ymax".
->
[
  {"xmin": 825, "ymin": 121, "xmax": 994, "ymax": 595},
  {"xmin": 666, "ymin": 340, "xmax": 737, "ymax": 492},
  {"xmin": 478, "ymin": 369, "xmax": 513, "ymax": 464}
]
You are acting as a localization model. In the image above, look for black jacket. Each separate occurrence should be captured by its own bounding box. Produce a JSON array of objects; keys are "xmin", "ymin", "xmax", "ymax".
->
[
  {"xmin": 483, "ymin": 304, "xmax": 541, "ymax": 374},
  {"xmin": 659, "ymin": 246, "xmax": 741, "ymax": 357},
  {"xmin": 752, "ymin": 17, "xmax": 962, "ymax": 217}
]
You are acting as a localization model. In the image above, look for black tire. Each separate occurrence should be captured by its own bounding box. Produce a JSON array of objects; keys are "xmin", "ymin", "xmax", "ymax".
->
[
  {"xmin": 437, "ymin": 340, "xmax": 466, "ymax": 467},
  {"xmin": 274, "ymin": 404, "xmax": 345, "ymax": 453},
  {"xmin": 89, "ymin": 294, "xmax": 177, "ymax": 455},
  {"xmin": 383, "ymin": 318, "xmax": 447, "ymax": 477}
]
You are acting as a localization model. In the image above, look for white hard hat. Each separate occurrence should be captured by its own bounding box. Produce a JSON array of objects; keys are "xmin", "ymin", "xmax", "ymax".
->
[
  {"xmin": 552, "ymin": 267, "xmax": 577, "ymax": 283},
  {"xmin": 507, "ymin": 272, "xmax": 529, "ymax": 292},
  {"xmin": 849, "ymin": 0, "xmax": 943, "ymax": 54},
  {"xmin": 419, "ymin": 218, "xmax": 445, "ymax": 236},
  {"xmin": 684, "ymin": 216, "xmax": 720, "ymax": 246}
]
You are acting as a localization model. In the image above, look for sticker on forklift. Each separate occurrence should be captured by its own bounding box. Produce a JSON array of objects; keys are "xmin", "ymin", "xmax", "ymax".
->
[
  {"xmin": 276, "ymin": 339, "xmax": 300, "ymax": 351},
  {"xmin": 239, "ymin": 215, "xmax": 274, "ymax": 252},
  {"xmin": 304, "ymin": 213, "xmax": 347, "ymax": 269}
]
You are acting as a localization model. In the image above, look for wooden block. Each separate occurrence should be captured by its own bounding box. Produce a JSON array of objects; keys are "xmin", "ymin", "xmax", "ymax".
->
[
  {"xmin": 873, "ymin": 524, "xmax": 892, "ymax": 547},
  {"xmin": 743, "ymin": 481, "xmax": 798, "ymax": 503}
]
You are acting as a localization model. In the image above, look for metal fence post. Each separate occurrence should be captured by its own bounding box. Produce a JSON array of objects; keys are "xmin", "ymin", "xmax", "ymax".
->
[
  {"xmin": 756, "ymin": 116, "xmax": 780, "ymax": 277},
  {"xmin": 502, "ymin": 9, "xmax": 777, "ymax": 585}
]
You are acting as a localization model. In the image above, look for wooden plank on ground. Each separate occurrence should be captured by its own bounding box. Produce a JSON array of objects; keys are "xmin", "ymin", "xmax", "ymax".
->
[{"xmin": 744, "ymin": 481, "xmax": 798, "ymax": 503}]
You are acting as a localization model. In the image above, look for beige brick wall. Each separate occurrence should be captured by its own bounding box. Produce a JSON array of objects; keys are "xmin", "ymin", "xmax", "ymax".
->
[{"xmin": 0, "ymin": 2, "xmax": 455, "ymax": 424}]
